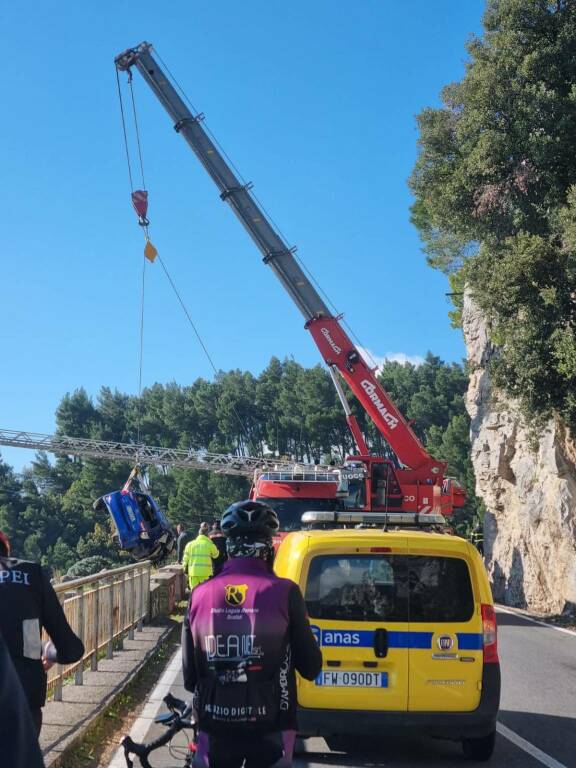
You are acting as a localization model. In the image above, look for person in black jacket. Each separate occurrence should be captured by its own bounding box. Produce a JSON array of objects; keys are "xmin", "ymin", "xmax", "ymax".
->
[
  {"xmin": 0, "ymin": 531, "xmax": 84, "ymax": 733},
  {"xmin": 209, "ymin": 520, "xmax": 228, "ymax": 575},
  {"xmin": 0, "ymin": 631, "xmax": 45, "ymax": 768},
  {"xmin": 176, "ymin": 523, "xmax": 191, "ymax": 564}
]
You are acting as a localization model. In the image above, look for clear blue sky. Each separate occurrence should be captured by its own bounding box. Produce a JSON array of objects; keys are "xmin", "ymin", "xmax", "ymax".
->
[{"xmin": 0, "ymin": 0, "xmax": 485, "ymax": 471}]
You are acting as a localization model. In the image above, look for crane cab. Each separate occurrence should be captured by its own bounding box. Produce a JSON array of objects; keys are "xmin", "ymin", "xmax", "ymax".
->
[
  {"xmin": 337, "ymin": 457, "xmax": 404, "ymax": 511},
  {"xmin": 252, "ymin": 457, "xmax": 464, "ymax": 535},
  {"xmin": 94, "ymin": 491, "xmax": 175, "ymax": 564},
  {"xmin": 340, "ymin": 457, "xmax": 464, "ymax": 516}
]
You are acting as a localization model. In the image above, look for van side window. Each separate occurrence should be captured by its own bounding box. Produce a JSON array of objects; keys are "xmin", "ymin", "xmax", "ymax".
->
[
  {"xmin": 407, "ymin": 556, "xmax": 474, "ymax": 623},
  {"xmin": 305, "ymin": 555, "xmax": 409, "ymax": 622}
]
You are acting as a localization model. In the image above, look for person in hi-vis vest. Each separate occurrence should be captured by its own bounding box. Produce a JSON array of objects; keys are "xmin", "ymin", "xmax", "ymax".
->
[{"xmin": 182, "ymin": 522, "xmax": 219, "ymax": 590}]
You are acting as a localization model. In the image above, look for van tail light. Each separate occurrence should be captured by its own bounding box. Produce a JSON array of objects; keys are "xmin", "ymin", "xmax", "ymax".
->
[{"xmin": 481, "ymin": 604, "xmax": 498, "ymax": 664}]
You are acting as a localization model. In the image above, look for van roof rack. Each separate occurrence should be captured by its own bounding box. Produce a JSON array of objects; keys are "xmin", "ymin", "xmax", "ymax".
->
[{"xmin": 301, "ymin": 511, "xmax": 447, "ymax": 528}]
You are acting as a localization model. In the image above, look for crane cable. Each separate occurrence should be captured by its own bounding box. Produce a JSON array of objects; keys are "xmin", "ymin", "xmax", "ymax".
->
[
  {"xmin": 115, "ymin": 69, "xmax": 261, "ymax": 459},
  {"xmin": 116, "ymin": 68, "xmax": 148, "ymax": 458},
  {"xmin": 127, "ymin": 74, "xmax": 149, "ymax": 453}
]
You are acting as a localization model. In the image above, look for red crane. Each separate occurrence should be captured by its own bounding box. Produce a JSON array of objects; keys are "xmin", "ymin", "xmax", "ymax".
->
[{"xmin": 115, "ymin": 43, "xmax": 465, "ymax": 525}]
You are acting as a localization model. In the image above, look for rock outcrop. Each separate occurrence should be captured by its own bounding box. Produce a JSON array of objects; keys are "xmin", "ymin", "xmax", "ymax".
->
[{"xmin": 463, "ymin": 292, "xmax": 576, "ymax": 613}]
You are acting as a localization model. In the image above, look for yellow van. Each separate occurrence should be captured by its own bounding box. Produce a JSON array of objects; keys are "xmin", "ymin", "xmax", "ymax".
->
[{"xmin": 274, "ymin": 513, "xmax": 500, "ymax": 761}]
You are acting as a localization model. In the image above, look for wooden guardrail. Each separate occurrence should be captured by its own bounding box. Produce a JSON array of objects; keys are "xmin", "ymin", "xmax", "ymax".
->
[{"xmin": 45, "ymin": 562, "xmax": 152, "ymax": 700}]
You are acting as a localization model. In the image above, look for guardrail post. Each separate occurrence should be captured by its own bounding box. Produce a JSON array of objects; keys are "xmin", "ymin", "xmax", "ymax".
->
[
  {"xmin": 117, "ymin": 571, "xmax": 125, "ymax": 650},
  {"xmin": 107, "ymin": 575, "xmax": 114, "ymax": 659},
  {"xmin": 137, "ymin": 566, "xmax": 145, "ymax": 632},
  {"xmin": 91, "ymin": 579, "xmax": 100, "ymax": 671},
  {"xmin": 53, "ymin": 591, "xmax": 65, "ymax": 701},
  {"xmin": 146, "ymin": 563, "xmax": 151, "ymax": 620},
  {"xmin": 128, "ymin": 567, "xmax": 135, "ymax": 640},
  {"xmin": 53, "ymin": 664, "xmax": 63, "ymax": 701},
  {"xmin": 74, "ymin": 588, "xmax": 85, "ymax": 685}
]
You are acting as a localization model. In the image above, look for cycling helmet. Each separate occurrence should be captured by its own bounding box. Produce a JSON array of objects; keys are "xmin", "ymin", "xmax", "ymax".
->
[{"xmin": 221, "ymin": 500, "xmax": 279, "ymax": 539}]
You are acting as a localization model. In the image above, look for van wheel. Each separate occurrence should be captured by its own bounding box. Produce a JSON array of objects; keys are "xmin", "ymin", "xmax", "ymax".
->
[
  {"xmin": 293, "ymin": 738, "xmax": 307, "ymax": 756},
  {"xmin": 325, "ymin": 735, "xmax": 357, "ymax": 752},
  {"xmin": 462, "ymin": 730, "xmax": 496, "ymax": 761}
]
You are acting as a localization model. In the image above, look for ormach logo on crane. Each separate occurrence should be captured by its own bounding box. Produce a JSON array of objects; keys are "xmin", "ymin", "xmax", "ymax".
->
[
  {"xmin": 320, "ymin": 327, "xmax": 342, "ymax": 355},
  {"xmin": 360, "ymin": 381, "xmax": 399, "ymax": 429}
]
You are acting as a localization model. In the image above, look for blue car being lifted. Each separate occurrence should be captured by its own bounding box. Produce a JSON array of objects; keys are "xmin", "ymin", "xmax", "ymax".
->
[{"xmin": 94, "ymin": 490, "xmax": 175, "ymax": 563}]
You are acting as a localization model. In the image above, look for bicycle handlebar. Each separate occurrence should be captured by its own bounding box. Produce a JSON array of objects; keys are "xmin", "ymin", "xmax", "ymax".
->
[
  {"xmin": 164, "ymin": 692, "xmax": 188, "ymax": 714},
  {"xmin": 122, "ymin": 694, "xmax": 196, "ymax": 768}
]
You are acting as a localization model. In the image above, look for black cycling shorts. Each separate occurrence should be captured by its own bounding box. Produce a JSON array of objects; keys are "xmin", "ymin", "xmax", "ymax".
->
[{"xmin": 204, "ymin": 731, "xmax": 284, "ymax": 768}]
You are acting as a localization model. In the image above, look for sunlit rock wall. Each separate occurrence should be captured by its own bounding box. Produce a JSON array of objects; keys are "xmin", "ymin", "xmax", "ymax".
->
[{"xmin": 463, "ymin": 292, "xmax": 576, "ymax": 613}]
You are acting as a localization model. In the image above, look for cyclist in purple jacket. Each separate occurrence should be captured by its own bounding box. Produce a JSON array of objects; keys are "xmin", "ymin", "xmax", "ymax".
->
[{"xmin": 182, "ymin": 500, "xmax": 322, "ymax": 768}]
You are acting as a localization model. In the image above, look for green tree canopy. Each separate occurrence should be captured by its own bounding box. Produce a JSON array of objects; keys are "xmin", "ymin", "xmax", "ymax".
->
[
  {"xmin": 0, "ymin": 353, "xmax": 480, "ymax": 571},
  {"xmin": 410, "ymin": 0, "xmax": 576, "ymax": 426}
]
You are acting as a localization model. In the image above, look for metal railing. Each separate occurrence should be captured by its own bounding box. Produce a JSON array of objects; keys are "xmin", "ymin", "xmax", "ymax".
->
[
  {"xmin": 45, "ymin": 562, "xmax": 152, "ymax": 700},
  {"xmin": 259, "ymin": 470, "xmax": 339, "ymax": 483}
]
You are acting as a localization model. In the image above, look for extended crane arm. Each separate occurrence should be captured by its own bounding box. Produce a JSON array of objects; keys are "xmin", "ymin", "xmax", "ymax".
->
[
  {"xmin": 115, "ymin": 43, "xmax": 443, "ymax": 476},
  {"xmin": 0, "ymin": 428, "xmax": 334, "ymax": 478}
]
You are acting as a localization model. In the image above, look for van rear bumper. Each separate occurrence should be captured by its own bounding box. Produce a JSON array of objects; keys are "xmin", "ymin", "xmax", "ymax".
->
[{"xmin": 298, "ymin": 663, "xmax": 500, "ymax": 741}]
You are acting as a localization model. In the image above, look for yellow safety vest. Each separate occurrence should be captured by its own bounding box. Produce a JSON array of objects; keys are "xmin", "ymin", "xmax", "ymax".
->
[{"xmin": 182, "ymin": 534, "xmax": 219, "ymax": 589}]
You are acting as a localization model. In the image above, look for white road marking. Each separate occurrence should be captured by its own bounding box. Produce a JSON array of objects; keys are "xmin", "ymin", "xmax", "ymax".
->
[
  {"xmin": 496, "ymin": 605, "xmax": 576, "ymax": 638},
  {"xmin": 497, "ymin": 722, "xmax": 568, "ymax": 768},
  {"xmin": 107, "ymin": 648, "xmax": 184, "ymax": 767}
]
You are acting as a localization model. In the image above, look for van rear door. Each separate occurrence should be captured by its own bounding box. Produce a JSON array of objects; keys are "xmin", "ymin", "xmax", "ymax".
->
[
  {"xmin": 298, "ymin": 545, "xmax": 410, "ymax": 712},
  {"xmin": 406, "ymin": 542, "xmax": 483, "ymax": 712}
]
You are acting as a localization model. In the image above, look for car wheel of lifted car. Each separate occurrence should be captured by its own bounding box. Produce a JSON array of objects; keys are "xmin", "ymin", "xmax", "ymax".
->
[{"xmin": 462, "ymin": 730, "xmax": 496, "ymax": 761}]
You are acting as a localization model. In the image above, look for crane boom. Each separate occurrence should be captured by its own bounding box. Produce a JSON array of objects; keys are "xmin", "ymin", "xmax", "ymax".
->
[
  {"xmin": 114, "ymin": 43, "xmax": 444, "ymax": 477},
  {"xmin": 117, "ymin": 44, "xmax": 329, "ymax": 322},
  {"xmin": 0, "ymin": 428, "xmax": 334, "ymax": 478}
]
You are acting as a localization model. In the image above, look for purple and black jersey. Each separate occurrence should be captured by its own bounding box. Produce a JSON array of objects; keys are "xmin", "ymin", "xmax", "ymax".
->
[{"xmin": 183, "ymin": 557, "xmax": 321, "ymax": 735}]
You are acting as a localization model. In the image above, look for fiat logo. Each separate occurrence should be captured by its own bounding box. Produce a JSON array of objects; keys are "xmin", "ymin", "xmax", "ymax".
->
[{"xmin": 437, "ymin": 635, "xmax": 453, "ymax": 651}]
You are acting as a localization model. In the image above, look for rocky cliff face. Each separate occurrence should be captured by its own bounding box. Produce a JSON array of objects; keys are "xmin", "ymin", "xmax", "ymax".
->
[{"xmin": 463, "ymin": 292, "xmax": 576, "ymax": 614}]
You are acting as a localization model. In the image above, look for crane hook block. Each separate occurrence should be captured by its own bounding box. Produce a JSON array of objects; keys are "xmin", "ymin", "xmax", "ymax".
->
[{"xmin": 131, "ymin": 190, "xmax": 150, "ymax": 227}]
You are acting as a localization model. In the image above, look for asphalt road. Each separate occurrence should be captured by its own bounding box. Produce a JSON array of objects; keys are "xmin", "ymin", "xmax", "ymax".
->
[{"xmin": 109, "ymin": 608, "xmax": 576, "ymax": 767}]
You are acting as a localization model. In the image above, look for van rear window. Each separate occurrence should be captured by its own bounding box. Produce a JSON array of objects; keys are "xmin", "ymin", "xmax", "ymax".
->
[
  {"xmin": 305, "ymin": 555, "xmax": 408, "ymax": 622},
  {"xmin": 305, "ymin": 555, "xmax": 474, "ymax": 623}
]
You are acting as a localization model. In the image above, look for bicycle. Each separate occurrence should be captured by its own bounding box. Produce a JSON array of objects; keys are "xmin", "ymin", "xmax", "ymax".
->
[{"xmin": 122, "ymin": 692, "xmax": 197, "ymax": 767}]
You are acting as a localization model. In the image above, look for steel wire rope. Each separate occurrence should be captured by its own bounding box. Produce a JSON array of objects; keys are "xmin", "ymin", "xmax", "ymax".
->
[
  {"xmin": 118, "ymin": 63, "xmax": 260, "ymax": 459},
  {"xmin": 115, "ymin": 68, "xmax": 134, "ymax": 192},
  {"xmin": 116, "ymin": 69, "xmax": 148, "ymax": 459},
  {"xmin": 136, "ymin": 257, "xmax": 146, "ymax": 447},
  {"xmin": 127, "ymin": 74, "xmax": 149, "ymax": 450},
  {"xmin": 128, "ymin": 76, "xmax": 147, "ymax": 191},
  {"xmin": 155, "ymin": 254, "xmax": 262, "ymax": 458},
  {"xmin": 152, "ymin": 47, "xmax": 381, "ymax": 373}
]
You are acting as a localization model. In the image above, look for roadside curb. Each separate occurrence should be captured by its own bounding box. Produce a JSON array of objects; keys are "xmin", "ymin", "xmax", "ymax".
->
[
  {"xmin": 43, "ymin": 621, "xmax": 178, "ymax": 768},
  {"xmin": 107, "ymin": 647, "xmax": 183, "ymax": 767},
  {"xmin": 496, "ymin": 604, "xmax": 576, "ymax": 637}
]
